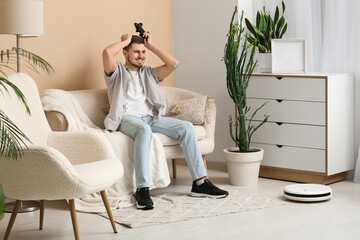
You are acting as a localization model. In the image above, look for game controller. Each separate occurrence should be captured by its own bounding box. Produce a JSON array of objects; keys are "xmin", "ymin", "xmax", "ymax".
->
[{"xmin": 134, "ymin": 22, "xmax": 148, "ymax": 39}]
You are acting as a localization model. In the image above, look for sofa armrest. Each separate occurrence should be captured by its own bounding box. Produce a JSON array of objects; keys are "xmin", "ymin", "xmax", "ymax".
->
[
  {"xmin": 204, "ymin": 98, "xmax": 216, "ymax": 140},
  {"xmin": 43, "ymin": 89, "xmax": 108, "ymax": 131},
  {"xmin": 47, "ymin": 131, "xmax": 117, "ymax": 165},
  {"xmin": 45, "ymin": 111, "xmax": 68, "ymax": 131}
]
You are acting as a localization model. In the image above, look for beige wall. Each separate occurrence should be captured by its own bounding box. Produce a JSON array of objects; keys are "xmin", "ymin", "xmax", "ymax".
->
[{"xmin": 0, "ymin": 0, "xmax": 174, "ymax": 92}]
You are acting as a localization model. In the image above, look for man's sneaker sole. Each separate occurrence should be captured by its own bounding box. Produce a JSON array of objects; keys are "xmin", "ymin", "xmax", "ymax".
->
[
  {"xmin": 190, "ymin": 192, "xmax": 229, "ymax": 199},
  {"xmin": 136, "ymin": 201, "xmax": 154, "ymax": 210}
]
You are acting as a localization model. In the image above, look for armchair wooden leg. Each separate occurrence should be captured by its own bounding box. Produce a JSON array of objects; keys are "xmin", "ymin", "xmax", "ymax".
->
[
  {"xmin": 172, "ymin": 159, "xmax": 177, "ymax": 179},
  {"xmin": 202, "ymin": 155, "xmax": 208, "ymax": 174},
  {"xmin": 4, "ymin": 200, "xmax": 21, "ymax": 240},
  {"xmin": 68, "ymin": 199, "xmax": 80, "ymax": 240},
  {"xmin": 39, "ymin": 200, "xmax": 45, "ymax": 230},
  {"xmin": 100, "ymin": 190, "xmax": 117, "ymax": 233}
]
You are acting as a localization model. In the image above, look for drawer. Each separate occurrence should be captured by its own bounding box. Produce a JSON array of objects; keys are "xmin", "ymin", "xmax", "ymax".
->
[
  {"xmin": 253, "ymin": 143, "xmax": 325, "ymax": 173},
  {"xmin": 248, "ymin": 76, "xmax": 325, "ymax": 102},
  {"xmin": 247, "ymin": 98, "xmax": 325, "ymax": 125},
  {"xmin": 250, "ymin": 121, "xmax": 325, "ymax": 149}
]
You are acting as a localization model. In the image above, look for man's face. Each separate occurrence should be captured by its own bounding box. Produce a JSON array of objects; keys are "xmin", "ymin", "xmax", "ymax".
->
[{"xmin": 124, "ymin": 43, "xmax": 146, "ymax": 70}]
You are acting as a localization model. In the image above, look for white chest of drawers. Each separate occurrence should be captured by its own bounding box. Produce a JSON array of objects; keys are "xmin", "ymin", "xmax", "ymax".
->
[{"xmin": 247, "ymin": 73, "xmax": 354, "ymax": 184}]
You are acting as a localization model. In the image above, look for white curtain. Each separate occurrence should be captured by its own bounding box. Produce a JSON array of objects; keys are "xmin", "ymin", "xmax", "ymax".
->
[{"xmin": 252, "ymin": 0, "xmax": 360, "ymax": 182}]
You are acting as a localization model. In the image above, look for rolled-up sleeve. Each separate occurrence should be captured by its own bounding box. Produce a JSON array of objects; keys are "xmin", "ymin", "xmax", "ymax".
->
[
  {"xmin": 147, "ymin": 66, "xmax": 163, "ymax": 83},
  {"xmin": 104, "ymin": 63, "xmax": 120, "ymax": 87}
]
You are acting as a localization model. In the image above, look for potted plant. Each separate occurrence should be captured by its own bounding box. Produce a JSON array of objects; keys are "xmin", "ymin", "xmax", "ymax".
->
[
  {"xmin": 223, "ymin": 7, "xmax": 269, "ymax": 186},
  {"xmin": 244, "ymin": 1, "xmax": 287, "ymax": 72},
  {"xmin": 0, "ymin": 47, "xmax": 54, "ymax": 220}
]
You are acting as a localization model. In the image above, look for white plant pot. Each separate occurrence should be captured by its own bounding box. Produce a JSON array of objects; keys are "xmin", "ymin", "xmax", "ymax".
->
[
  {"xmin": 258, "ymin": 53, "xmax": 272, "ymax": 73},
  {"xmin": 223, "ymin": 147, "xmax": 264, "ymax": 186}
]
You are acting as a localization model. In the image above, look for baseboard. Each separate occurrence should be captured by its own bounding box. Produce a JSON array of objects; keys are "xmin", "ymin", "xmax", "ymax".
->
[
  {"xmin": 169, "ymin": 159, "xmax": 352, "ymax": 184},
  {"xmin": 259, "ymin": 166, "xmax": 347, "ymax": 184}
]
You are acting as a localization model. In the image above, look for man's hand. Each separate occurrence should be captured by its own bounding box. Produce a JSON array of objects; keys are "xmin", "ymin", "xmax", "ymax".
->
[
  {"xmin": 103, "ymin": 33, "xmax": 133, "ymax": 76},
  {"xmin": 121, "ymin": 34, "xmax": 132, "ymax": 46},
  {"xmin": 142, "ymin": 32, "xmax": 179, "ymax": 81},
  {"xmin": 143, "ymin": 32, "xmax": 154, "ymax": 50}
]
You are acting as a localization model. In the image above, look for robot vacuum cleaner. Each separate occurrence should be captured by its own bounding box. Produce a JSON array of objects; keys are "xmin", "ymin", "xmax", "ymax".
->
[{"xmin": 283, "ymin": 184, "xmax": 332, "ymax": 202}]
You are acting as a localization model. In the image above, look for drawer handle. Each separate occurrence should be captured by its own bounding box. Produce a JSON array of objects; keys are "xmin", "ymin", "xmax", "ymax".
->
[
  {"xmin": 276, "ymin": 77, "xmax": 283, "ymax": 80},
  {"xmin": 276, "ymin": 122, "xmax": 283, "ymax": 126},
  {"xmin": 276, "ymin": 99, "xmax": 283, "ymax": 103},
  {"xmin": 276, "ymin": 145, "xmax": 284, "ymax": 148}
]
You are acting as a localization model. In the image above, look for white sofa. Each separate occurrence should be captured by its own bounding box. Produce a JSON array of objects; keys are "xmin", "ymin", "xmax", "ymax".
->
[{"xmin": 44, "ymin": 86, "xmax": 216, "ymax": 178}]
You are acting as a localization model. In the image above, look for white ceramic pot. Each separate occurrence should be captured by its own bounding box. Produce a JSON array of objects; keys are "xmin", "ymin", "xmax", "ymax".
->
[
  {"xmin": 223, "ymin": 147, "xmax": 264, "ymax": 186},
  {"xmin": 258, "ymin": 53, "xmax": 272, "ymax": 73}
]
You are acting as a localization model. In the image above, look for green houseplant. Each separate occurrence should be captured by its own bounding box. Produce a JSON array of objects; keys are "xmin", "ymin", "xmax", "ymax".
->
[
  {"xmin": 0, "ymin": 47, "xmax": 54, "ymax": 220},
  {"xmin": 244, "ymin": 1, "xmax": 287, "ymax": 72},
  {"xmin": 223, "ymin": 7, "xmax": 269, "ymax": 186}
]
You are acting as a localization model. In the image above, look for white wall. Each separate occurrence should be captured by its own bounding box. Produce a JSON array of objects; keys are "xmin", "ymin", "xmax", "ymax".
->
[{"xmin": 172, "ymin": 0, "xmax": 252, "ymax": 162}]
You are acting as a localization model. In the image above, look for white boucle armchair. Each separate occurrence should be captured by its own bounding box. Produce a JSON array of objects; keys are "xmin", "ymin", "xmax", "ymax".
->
[
  {"xmin": 0, "ymin": 73, "xmax": 123, "ymax": 240},
  {"xmin": 44, "ymin": 86, "xmax": 216, "ymax": 178}
]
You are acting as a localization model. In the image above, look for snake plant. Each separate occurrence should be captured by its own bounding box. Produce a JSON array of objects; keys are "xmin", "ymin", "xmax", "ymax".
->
[
  {"xmin": 223, "ymin": 7, "xmax": 269, "ymax": 153},
  {"xmin": 245, "ymin": 1, "xmax": 287, "ymax": 53},
  {"xmin": 0, "ymin": 47, "xmax": 54, "ymax": 220}
]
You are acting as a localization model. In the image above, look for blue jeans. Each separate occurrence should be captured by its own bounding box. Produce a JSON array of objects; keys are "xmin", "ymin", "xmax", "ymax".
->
[{"xmin": 118, "ymin": 115, "xmax": 207, "ymax": 188}]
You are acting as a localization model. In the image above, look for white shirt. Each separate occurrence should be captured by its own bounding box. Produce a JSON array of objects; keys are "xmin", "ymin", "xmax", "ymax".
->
[{"xmin": 123, "ymin": 70, "xmax": 153, "ymax": 117}]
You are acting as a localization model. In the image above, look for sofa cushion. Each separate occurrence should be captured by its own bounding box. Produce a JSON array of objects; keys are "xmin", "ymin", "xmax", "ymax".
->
[
  {"xmin": 165, "ymin": 96, "xmax": 207, "ymax": 124},
  {"xmin": 154, "ymin": 125, "xmax": 207, "ymax": 146}
]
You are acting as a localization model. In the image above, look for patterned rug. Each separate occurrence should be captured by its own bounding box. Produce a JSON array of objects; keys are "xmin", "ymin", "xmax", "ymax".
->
[{"xmin": 99, "ymin": 185, "xmax": 286, "ymax": 228}]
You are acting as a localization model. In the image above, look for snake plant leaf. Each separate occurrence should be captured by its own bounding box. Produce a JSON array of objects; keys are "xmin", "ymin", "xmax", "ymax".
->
[
  {"xmin": 245, "ymin": 18, "xmax": 258, "ymax": 38},
  {"xmin": 246, "ymin": 36, "xmax": 257, "ymax": 46},
  {"xmin": 270, "ymin": 16, "xmax": 275, "ymax": 32},
  {"xmin": 274, "ymin": 6, "xmax": 280, "ymax": 26},
  {"xmin": 270, "ymin": 29, "xmax": 276, "ymax": 39},
  {"xmin": 282, "ymin": 0, "xmax": 286, "ymax": 15},
  {"xmin": 256, "ymin": 11, "xmax": 261, "ymax": 28},
  {"xmin": 279, "ymin": 23, "xmax": 288, "ymax": 38},
  {"xmin": 276, "ymin": 17, "xmax": 285, "ymax": 37},
  {"xmin": 259, "ymin": 14, "xmax": 266, "ymax": 34},
  {"xmin": 266, "ymin": 14, "xmax": 271, "ymax": 39},
  {"xmin": 258, "ymin": 44, "xmax": 267, "ymax": 53}
]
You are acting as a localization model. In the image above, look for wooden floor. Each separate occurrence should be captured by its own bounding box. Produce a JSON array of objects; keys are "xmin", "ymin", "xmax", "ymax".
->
[{"xmin": 1, "ymin": 164, "xmax": 359, "ymax": 240}]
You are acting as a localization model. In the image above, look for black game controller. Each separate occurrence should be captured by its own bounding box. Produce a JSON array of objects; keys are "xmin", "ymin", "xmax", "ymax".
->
[{"xmin": 134, "ymin": 22, "xmax": 148, "ymax": 39}]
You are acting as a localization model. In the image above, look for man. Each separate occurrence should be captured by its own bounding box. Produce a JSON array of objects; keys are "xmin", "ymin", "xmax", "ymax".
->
[{"xmin": 102, "ymin": 32, "xmax": 228, "ymax": 210}]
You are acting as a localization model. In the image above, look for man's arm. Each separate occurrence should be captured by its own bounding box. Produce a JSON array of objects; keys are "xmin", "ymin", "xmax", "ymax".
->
[
  {"xmin": 102, "ymin": 34, "xmax": 132, "ymax": 76},
  {"xmin": 143, "ymin": 32, "xmax": 179, "ymax": 80}
]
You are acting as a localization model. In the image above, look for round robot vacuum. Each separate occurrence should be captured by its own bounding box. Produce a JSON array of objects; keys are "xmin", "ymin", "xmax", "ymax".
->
[{"xmin": 283, "ymin": 184, "xmax": 332, "ymax": 202}]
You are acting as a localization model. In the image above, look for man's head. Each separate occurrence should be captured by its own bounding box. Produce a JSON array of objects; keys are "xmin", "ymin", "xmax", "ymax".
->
[{"xmin": 123, "ymin": 35, "xmax": 146, "ymax": 70}]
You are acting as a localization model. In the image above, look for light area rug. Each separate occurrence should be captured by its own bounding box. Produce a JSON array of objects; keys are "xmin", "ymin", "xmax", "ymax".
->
[{"xmin": 99, "ymin": 184, "xmax": 286, "ymax": 228}]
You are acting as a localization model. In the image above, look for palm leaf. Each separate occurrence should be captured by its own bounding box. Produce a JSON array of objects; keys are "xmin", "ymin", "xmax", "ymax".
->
[
  {"xmin": 0, "ymin": 110, "xmax": 31, "ymax": 159},
  {"xmin": 0, "ymin": 47, "xmax": 54, "ymax": 160},
  {"xmin": 0, "ymin": 77, "xmax": 30, "ymax": 114},
  {"xmin": 0, "ymin": 48, "xmax": 54, "ymax": 75}
]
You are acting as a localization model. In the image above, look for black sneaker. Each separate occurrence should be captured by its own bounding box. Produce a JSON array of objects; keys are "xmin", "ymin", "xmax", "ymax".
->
[
  {"xmin": 190, "ymin": 179, "xmax": 229, "ymax": 199},
  {"xmin": 135, "ymin": 188, "xmax": 154, "ymax": 210}
]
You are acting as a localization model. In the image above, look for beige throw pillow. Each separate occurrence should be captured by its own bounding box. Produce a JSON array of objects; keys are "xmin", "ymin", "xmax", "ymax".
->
[{"xmin": 166, "ymin": 96, "xmax": 207, "ymax": 124}]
